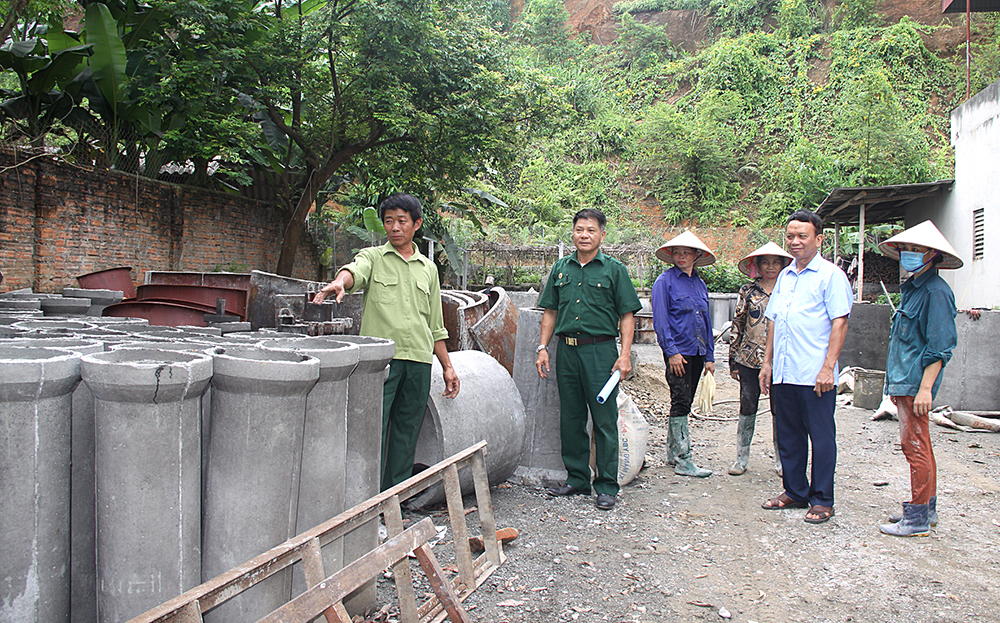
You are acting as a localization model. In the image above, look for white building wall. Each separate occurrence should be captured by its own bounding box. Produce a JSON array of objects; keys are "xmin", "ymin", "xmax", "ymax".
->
[{"xmin": 909, "ymin": 78, "xmax": 1000, "ymax": 309}]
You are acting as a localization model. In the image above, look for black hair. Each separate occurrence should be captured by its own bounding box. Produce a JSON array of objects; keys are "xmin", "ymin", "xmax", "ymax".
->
[
  {"xmin": 787, "ymin": 210, "xmax": 823, "ymax": 236},
  {"xmin": 573, "ymin": 208, "xmax": 606, "ymax": 231},
  {"xmin": 378, "ymin": 193, "xmax": 423, "ymax": 222},
  {"xmin": 932, "ymin": 253, "xmax": 945, "ymax": 265}
]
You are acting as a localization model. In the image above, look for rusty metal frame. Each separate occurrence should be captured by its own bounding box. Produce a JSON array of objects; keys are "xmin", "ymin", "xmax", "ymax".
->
[{"xmin": 127, "ymin": 441, "xmax": 504, "ymax": 623}]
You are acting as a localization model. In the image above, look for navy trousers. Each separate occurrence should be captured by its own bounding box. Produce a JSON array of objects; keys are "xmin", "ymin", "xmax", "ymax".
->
[{"xmin": 770, "ymin": 383, "xmax": 837, "ymax": 507}]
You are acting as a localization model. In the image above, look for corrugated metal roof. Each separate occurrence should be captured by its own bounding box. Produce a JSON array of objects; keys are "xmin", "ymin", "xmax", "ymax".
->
[
  {"xmin": 814, "ymin": 180, "xmax": 954, "ymax": 226},
  {"xmin": 942, "ymin": 0, "xmax": 1000, "ymax": 13}
]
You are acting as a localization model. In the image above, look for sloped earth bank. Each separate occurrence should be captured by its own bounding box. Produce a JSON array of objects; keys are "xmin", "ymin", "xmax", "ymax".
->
[{"xmin": 378, "ymin": 343, "xmax": 1000, "ymax": 623}]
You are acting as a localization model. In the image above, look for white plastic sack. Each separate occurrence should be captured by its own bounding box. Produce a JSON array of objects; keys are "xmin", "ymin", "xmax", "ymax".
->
[
  {"xmin": 697, "ymin": 371, "xmax": 716, "ymax": 415},
  {"xmin": 616, "ymin": 390, "xmax": 649, "ymax": 486}
]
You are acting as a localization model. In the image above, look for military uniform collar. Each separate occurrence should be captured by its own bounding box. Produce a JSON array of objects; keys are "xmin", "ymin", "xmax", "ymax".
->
[
  {"xmin": 570, "ymin": 249, "xmax": 607, "ymax": 266},
  {"xmin": 908, "ymin": 267, "xmax": 938, "ymax": 288}
]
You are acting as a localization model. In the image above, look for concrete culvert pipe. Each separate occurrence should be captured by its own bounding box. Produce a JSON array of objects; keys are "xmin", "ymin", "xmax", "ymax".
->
[
  {"xmin": 201, "ymin": 346, "xmax": 319, "ymax": 623},
  {"xmin": 406, "ymin": 349, "xmax": 526, "ymax": 509},
  {"xmin": 261, "ymin": 337, "xmax": 360, "ymax": 597},
  {"xmin": 0, "ymin": 346, "xmax": 82, "ymax": 623},
  {"xmin": 4, "ymin": 337, "xmax": 105, "ymax": 623},
  {"xmin": 319, "ymin": 334, "xmax": 393, "ymax": 616},
  {"xmin": 80, "ymin": 349, "xmax": 213, "ymax": 623}
]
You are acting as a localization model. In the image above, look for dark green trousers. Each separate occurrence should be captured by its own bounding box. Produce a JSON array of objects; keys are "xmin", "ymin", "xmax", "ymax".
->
[
  {"xmin": 556, "ymin": 339, "xmax": 620, "ymax": 496},
  {"xmin": 380, "ymin": 358, "xmax": 432, "ymax": 491}
]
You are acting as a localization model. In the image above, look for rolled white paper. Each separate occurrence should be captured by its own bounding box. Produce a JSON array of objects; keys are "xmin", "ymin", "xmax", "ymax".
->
[{"xmin": 596, "ymin": 369, "xmax": 621, "ymax": 404}]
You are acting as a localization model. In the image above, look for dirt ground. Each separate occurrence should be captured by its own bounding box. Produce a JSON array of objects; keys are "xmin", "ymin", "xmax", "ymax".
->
[{"xmin": 383, "ymin": 342, "xmax": 1000, "ymax": 623}]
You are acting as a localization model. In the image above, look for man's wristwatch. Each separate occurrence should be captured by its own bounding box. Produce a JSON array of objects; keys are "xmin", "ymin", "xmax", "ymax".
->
[{"xmin": 536, "ymin": 344, "xmax": 547, "ymax": 353}]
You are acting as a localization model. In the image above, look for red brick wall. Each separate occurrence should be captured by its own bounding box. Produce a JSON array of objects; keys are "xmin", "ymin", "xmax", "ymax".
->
[{"xmin": 0, "ymin": 149, "xmax": 320, "ymax": 293}]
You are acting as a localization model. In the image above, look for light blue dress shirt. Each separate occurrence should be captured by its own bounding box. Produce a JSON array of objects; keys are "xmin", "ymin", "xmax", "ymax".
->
[{"xmin": 764, "ymin": 253, "xmax": 853, "ymax": 386}]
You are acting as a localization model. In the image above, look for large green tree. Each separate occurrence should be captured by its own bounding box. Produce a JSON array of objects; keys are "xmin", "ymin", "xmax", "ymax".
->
[{"xmin": 230, "ymin": 0, "xmax": 547, "ymax": 275}]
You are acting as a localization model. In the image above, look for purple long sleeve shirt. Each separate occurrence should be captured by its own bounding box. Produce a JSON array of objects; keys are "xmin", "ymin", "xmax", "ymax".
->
[{"xmin": 651, "ymin": 265, "xmax": 714, "ymax": 362}]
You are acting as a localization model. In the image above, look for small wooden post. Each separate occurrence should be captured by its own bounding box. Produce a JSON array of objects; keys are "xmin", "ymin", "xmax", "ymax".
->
[{"xmin": 857, "ymin": 204, "xmax": 866, "ymax": 302}]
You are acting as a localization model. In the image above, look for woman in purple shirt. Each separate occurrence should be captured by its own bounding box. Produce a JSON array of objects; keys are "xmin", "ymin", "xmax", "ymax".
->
[{"xmin": 652, "ymin": 231, "xmax": 716, "ymax": 478}]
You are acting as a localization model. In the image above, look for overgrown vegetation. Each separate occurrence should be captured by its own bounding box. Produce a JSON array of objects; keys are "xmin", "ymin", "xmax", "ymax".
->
[{"xmin": 3, "ymin": 0, "xmax": 993, "ymax": 276}]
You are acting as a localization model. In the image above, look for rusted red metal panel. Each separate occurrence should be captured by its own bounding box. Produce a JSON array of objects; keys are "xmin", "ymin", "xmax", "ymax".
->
[
  {"xmin": 470, "ymin": 288, "xmax": 518, "ymax": 376},
  {"xmin": 77, "ymin": 266, "xmax": 136, "ymax": 299},
  {"xmin": 102, "ymin": 301, "xmax": 211, "ymax": 326},
  {"xmin": 144, "ymin": 271, "xmax": 251, "ymax": 292},
  {"xmin": 137, "ymin": 285, "xmax": 247, "ymax": 318}
]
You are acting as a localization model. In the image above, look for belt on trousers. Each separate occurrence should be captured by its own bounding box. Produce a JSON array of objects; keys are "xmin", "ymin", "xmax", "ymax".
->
[{"xmin": 559, "ymin": 334, "xmax": 615, "ymax": 346}]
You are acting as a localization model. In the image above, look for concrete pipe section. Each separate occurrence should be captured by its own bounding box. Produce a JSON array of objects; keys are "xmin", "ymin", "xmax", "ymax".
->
[
  {"xmin": 0, "ymin": 346, "xmax": 82, "ymax": 623},
  {"xmin": 321, "ymin": 334, "xmax": 393, "ymax": 615},
  {"xmin": 261, "ymin": 337, "xmax": 360, "ymax": 595},
  {"xmin": 201, "ymin": 346, "xmax": 319, "ymax": 623},
  {"xmin": 408, "ymin": 349, "xmax": 526, "ymax": 508},
  {"xmin": 4, "ymin": 337, "xmax": 105, "ymax": 623},
  {"xmin": 80, "ymin": 348, "xmax": 213, "ymax": 623},
  {"xmin": 510, "ymin": 307, "xmax": 567, "ymax": 486}
]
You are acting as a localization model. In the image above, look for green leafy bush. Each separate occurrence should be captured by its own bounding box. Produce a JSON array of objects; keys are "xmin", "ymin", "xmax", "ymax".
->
[{"xmin": 697, "ymin": 261, "xmax": 747, "ymax": 293}]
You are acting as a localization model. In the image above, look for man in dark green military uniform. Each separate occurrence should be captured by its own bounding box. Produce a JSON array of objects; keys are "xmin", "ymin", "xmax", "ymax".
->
[{"xmin": 536, "ymin": 208, "xmax": 642, "ymax": 510}]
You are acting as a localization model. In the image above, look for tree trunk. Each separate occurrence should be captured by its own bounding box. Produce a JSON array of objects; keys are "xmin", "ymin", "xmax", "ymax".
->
[{"xmin": 275, "ymin": 171, "xmax": 323, "ymax": 276}]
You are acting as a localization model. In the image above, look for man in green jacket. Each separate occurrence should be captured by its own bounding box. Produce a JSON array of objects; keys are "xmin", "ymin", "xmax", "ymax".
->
[
  {"xmin": 314, "ymin": 193, "xmax": 459, "ymax": 491},
  {"xmin": 536, "ymin": 208, "xmax": 642, "ymax": 510}
]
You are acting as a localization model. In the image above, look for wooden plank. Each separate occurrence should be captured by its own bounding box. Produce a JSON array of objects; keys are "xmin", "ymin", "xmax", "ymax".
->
[
  {"xmin": 470, "ymin": 450, "xmax": 502, "ymax": 567},
  {"xmin": 254, "ymin": 519, "xmax": 438, "ymax": 623},
  {"xmin": 301, "ymin": 538, "xmax": 341, "ymax": 623},
  {"xmin": 443, "ymin": 464, "xmax": 475, "ymax": 592},
  {"xmin": 384, "ymin": 497, "xmax": 419, "ymax": 623},
  {"xmin": 413, "ymin": 544, "xmax": 472, "ymax": 623},
  {"xmin": 127, "ymin": 442, "xmax": 491, "ymax": 623}
]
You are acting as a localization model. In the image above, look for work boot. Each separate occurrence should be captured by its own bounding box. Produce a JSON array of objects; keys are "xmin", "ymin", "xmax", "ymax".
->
[
  {"xmin": 879, "ymin": 502, "xmax": 930, "ymax": 537},
  {"xmin": 728, "ymin": 414, "xmax": 755, "ymax": 475},
  {"xmin": 669, "ymin": 417, "xmax": 712, "ymax": 478},
  {"xmin": 889, "ymin": 496, "xmax": 938, "ymax": 527},
  {"xmin": 666, "ymin": 422, "xmax": 676, "ymax": 465}
]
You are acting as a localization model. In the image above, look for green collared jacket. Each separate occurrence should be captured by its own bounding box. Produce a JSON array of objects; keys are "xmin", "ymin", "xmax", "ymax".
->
[
  {"xmin": 538, "ymin": 250, "xmax": 642, "ymax": 337},
  {"xmin": 343, "ymin": 242, "xmax": 448, "ymax": 363}
]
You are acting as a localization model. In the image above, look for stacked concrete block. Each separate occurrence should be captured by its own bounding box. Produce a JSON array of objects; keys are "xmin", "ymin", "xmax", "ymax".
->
[
  {"xmin": 262, "ymin": 337, "xmax": 360, "ymax": 594},
  {"xmin": 0, "ymin": 346, "xmax": 82, "ymax": 623},
  {"xmin": 201, "ymin": 346, "xmax": 320, "ymax": 623},
  {"xmin": 81, "ymin": 349, "xmax": 213, "ymax": 622}
]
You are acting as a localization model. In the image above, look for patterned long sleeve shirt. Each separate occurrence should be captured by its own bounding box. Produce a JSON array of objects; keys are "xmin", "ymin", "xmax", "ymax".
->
[{"xmin": 729, "ymin": 280, "xmax": 770, "ymax": 370}]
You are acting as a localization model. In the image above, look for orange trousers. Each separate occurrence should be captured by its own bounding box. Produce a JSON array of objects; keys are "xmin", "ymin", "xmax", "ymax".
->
[{"xmin": 895, "ymin": 395, "xmax": 936, "ymax": 505}]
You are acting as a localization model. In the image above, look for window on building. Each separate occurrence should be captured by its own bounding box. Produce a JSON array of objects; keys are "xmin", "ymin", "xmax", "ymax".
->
[{"xmin": 973, "ymin": 208, "xmax": 984, "ymax": 261}]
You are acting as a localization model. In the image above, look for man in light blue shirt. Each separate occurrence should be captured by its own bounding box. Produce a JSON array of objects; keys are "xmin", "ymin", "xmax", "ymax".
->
[{"xmin": 760, "ymin": 210, "xmax": 853, "ymax": 524}]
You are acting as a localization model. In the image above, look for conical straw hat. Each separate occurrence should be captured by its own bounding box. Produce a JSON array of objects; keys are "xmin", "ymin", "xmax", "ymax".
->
[
  {"xmin": 738, "ymin": 241, "xmax": 794, "ymax": 277},
  {"xmin": 878, "ymin": 220, "xmax": 963, "ymax": 270},
  {"xmin": 655, "ymin": 231, "xmax": 717, "ymax": 266}
]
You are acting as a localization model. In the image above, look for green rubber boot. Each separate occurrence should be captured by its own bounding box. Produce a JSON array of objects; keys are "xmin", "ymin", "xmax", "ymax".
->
[
  {"xmin": 728, "ymin": 415, "xmax": 755, "ymax": 476},
  {"xmin": 670, "ymin": 417, "xmax": 712, "ymax": 478},
  {"xmin": 665, "ymin": 422, "xmax": 676, "ymax": 465},
  {"xmin": 889, "ymin": 496, "xmax": 937, "ymax": 527},
  {"xmin": 879, "ymin": 502, "xmax": 930, "ymax": 537}
]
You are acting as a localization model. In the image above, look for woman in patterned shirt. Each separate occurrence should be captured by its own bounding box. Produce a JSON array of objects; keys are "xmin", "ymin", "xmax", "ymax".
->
[{"xmin": 728, "ymin": 242, "xmax": 792, "ymax": 476}]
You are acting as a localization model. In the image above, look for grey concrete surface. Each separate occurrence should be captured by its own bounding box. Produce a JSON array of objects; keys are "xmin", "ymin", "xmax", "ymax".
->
[
  {"xmin": 261, "ymin": 336, "xmax": 360, "ymax": 596},
  {"xmin": 81, "ymin": 349, "xmax": 213, "ymax": 623},
  {"xmin": 201, "ymin": 346, "xmax": 319, "ymax": 623},
  {"xmin": 841, "ymin": 303, "xmax": 892, "ymax": 371},
  {"xmin": 324, "ymin": 334, "xmax": 393, "ymax": 615},
  {"xmin": 935, "ymin": 311, "xmax": 1000, "ymax": 410},
  {"xmin": 510, "ymin": 307, "xmax": 567, "ymax": 486},
  {"xmin": 0, "ymin": 346, "xmax": 81, "ymax": 623},
  {"xmin": 408, "ymin": 350, "xmax": 526, "ymax": 508},
  {"xmin": 3, "ymin": 337, "xmax": 105, "ymax": 623}
]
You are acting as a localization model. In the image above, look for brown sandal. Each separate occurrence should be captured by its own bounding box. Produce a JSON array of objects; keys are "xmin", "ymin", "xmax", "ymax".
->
[
  {"xmin": 804, "ymin": 505, "xmax": 835, "ymax": 524},
  {"xmin": 761, "ymin": 493, "xmax": 809, "ymax": 510}
]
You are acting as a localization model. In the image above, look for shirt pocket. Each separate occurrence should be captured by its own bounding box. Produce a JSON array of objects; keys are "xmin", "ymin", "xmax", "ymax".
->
[
  {"xmin": 892, "ymin": 308, "xmax": 919, "ymax": 343},
  {"xmin": 586, "ymin": 275, "xmax": 614, "ymax": 309},
  {"xmin": 415, "ymin": 274, "xmax": 432, "ymax": 316},
  {"xmin": 370, "ymin": 272, "xmax": 398, "ymax": 306}
]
